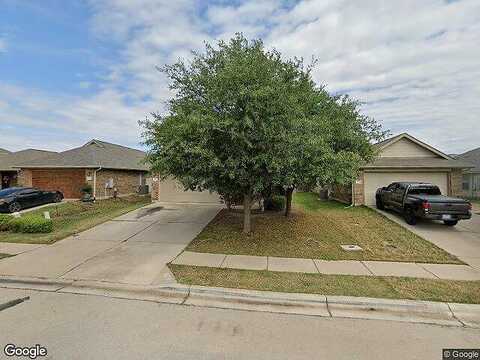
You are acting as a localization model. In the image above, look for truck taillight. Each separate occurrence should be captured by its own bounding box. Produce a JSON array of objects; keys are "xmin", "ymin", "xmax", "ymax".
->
[{"xmin": 422, "ymin": 201, "xmax": 431, "ymax": 211}]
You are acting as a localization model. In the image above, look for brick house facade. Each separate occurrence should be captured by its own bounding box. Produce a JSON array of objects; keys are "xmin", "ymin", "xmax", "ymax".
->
[{"xmin": 15, "ymin": 140, "xmax": 150, "ymax": 200}]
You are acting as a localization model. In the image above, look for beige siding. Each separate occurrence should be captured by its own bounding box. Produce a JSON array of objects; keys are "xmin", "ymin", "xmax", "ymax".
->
[
  {"xmin": 363, "ymin": 171, "xmax": 448, "ymax": 206},
  {"xmin": 380, "ymin": 138, "xmax": 440, "ymax": 158},
  {"xmin": 157, "ymin": 177, "xmax": 221, "ymax": 203}
]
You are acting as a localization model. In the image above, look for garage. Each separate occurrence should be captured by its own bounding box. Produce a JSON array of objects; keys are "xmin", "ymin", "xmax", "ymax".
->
[
  {"xmin": 330, "ymin": 133, "xmax": 472, "ymax": 206},
  {"xmin": 363, "ymin": 171, "xmax": 448, "ymax": 206},
  {"xmin": 157, "ymin": 178, "xmax": 221, "ymax": 203},
  {"xmin": 32, "ymin": 169, "xmax": 85, "ymax": 199}
]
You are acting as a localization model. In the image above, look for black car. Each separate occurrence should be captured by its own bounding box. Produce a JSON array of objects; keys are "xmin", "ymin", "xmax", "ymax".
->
[{"xmin": 0, "ymin": 187, "xmax": 63, "ymax": 213}]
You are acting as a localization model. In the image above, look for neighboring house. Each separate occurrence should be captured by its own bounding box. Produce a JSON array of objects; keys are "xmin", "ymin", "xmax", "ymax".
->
[
  {"xmin": 15, "ymin": 140, "xmax": 149, "ymax": 199},
  {"xmin": 0, "ymin": 149, "xmax": 57, "ymax": 189},
  {"xmin": 456, "ymin": 147, "xmax": 480, "ymax": 199},
  {"xmin": 331, "ymin": 133, "xmax": 473, "ymax": 206}
]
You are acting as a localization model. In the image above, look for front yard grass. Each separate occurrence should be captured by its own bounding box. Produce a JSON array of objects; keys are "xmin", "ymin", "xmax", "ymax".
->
[
  {"xmin": 186, "ymin": 192, "xmax": 460, "ymax": 264},
  {"xmin": 170, "ymin": 264, "xmax": 480, "ymax": 304},
  {"xmin": 0, "ymin": 195, "xmax": 151, "ymax": 245}
]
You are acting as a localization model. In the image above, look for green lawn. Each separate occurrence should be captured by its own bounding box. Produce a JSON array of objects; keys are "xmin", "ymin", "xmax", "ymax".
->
[
  {"xmin": 170, "ymin": 264, "xmax": 480, "ymax": 304},
  {"xmin": 186, "ymin": 192, "xmax": 460, "ymax": 264},
  {"xmin": 0, "ymin": 195, "xmax": 151, "ymax": 244}
]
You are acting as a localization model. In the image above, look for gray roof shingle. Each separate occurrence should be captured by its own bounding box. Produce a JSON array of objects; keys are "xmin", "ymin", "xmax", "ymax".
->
[
  {"xmin": 363, "ymin": 157, "xmax": 474, "ymax": 169},
  {"xmin": 16, "ymin": 140, "xmax": 149, "ymax": 171},
  {"xmin": 456, "ymin": 147, "xmax": 480, "ymax": 173},
  {"xmin": 0, "ymin": 149, "xmax": 57, "ymax": 171}
]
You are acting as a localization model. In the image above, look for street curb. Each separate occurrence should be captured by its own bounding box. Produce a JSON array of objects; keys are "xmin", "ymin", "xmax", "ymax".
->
[{"xmin": 0, "ymin": 276, "xmax": 478, "ymax": 328}]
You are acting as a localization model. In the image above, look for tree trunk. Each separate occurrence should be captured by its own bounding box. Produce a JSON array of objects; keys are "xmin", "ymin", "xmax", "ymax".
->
[
  {"xmin": 243, "ymin": 193, "xmax": 252, "ymax": 234},
  {"xmin": 285, "ymin": 187, "xmax": 294, "ymax": 217}
]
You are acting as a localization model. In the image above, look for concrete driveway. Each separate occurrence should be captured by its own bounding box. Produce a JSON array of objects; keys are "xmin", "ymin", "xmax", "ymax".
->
[
  {"xmin": 0, "ymin": 202, "xmax": 221, "ymax": 284},
  {"xmin": 374, "ymin": 208, "xmax": 480, "ymax": 270}
]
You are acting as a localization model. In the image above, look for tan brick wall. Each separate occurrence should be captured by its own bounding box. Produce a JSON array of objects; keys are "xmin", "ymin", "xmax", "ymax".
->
[
  {"xmin": 93, "ymin": 169, "xmax": 146, "ymax": 199},
  {"xmin": 353, "ymin": 171, "xmax": 365, "ymax": 205},
  {"xmin": 17, "ymin": 169, "xmax": 32, "ymax": 187},
  {"xmin": 151, "ymin": 175, "xmax": 159, "ymax": 200},
  {"xmin": 449, "ymin": 169, "xmax": 463, "ymax": 197}
]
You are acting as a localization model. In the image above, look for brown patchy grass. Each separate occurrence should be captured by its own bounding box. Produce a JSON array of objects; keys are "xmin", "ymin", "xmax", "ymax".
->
[
  {"xmin": 186, "ymin": 192, "xmax": 460, "ymax": 264},
  {"xmin": 0, "ymin": 195, "xmax": 151, "ymax": 245},
  {"xmin": 170, "ymin": 264, "xmax": 480, "ymax": 304}
]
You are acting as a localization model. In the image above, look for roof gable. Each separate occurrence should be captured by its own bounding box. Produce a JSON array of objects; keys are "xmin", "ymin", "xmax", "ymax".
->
[{"xmin": 376, "ymin": 133, "xmax": 452, "ymax": 159}]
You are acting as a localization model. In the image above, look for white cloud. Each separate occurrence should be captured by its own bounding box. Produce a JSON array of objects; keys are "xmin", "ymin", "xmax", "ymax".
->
[{"xmin": 1, "ymin": 0, "xmax": 479, "ymax": 153}]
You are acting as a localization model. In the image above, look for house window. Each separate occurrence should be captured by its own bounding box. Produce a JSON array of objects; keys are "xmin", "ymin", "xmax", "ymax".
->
[{"xmin": 462, "ymin": 175, "xmax": 470, "ymax": 191}]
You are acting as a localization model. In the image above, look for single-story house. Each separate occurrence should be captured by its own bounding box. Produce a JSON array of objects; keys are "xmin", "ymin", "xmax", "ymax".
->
[
  {"xmin": 331, "ymin": 133, "xmax": 474, "ymax": 206},
  {"xmin": 0, "ymin": 149, "xmax": 57, "ymax": 189},
  {"xmin": 15, "ymin": 139, "xmax": 150, "ymax": 199},
  {"xmin": 455, "ymin": 147, "xmax": 480, "ymax": 199}
]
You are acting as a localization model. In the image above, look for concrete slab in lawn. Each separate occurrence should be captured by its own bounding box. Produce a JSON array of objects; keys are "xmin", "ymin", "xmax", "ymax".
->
[
  {"xmin": 0, "ymin": 243, "xmax": 44, "ymax": 255},
  {"xmin": 363, "ymin": 261, "xmax": 436, "ymax": 279},
  {"xmin": 222, "ymin": 255, "xmax": 267, "ymax": 271},
  {"xmin": 0, "ymin": 238, "xmax": 116, "ymax": 278},
  {"xmin": 419, "ymin": 264, "xmax": 480, "ymax": 281},
  {"xmin": 313, "ymin": 260, "xmax": 372, "ymax": 276},
  {"xmin": 127, "ymin": 222, "xmax": 206, "ymax": 245},
  {"xmin": 74, "ymin": 220, "xmax": 154, "ymax": 242},
  {"xmin": 62, "ymin": 243, "xmax": 186, "ymax": 285},
  {"xmin": 268, "ymin": 257, "xmax": 318, "ymax": 273},
  {"xmin": 172, "ymin": 251, "xmax": 226, "ymax": 267}
]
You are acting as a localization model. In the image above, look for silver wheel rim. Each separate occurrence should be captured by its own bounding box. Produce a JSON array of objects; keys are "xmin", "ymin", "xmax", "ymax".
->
[{"xmin": 10, "ymin": 203, "xmax": 20, "ymax": 212}]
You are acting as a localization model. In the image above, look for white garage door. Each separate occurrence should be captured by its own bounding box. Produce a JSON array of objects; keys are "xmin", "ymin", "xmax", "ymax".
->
[
  {"xmin": 363, "ymin": 172, "xmax": 448, "ymax": 206},
  {"xmin": 158, "ymin": 178, "xmax": 221, "ymax": 203}
]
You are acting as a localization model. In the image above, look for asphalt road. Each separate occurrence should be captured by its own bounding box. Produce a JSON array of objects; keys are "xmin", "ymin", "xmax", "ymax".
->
[{"xmin": 0, "ymin": 288, "xmax": 478, "ymax": 360}]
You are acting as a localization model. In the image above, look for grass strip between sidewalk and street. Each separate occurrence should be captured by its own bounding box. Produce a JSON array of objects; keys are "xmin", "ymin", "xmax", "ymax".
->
[
  {"xmin": 186, "ymin": 192, "xmax": 461, "ymax": 264},
  {"xmin": 169, "ymin": 264, "xmax": 480, "ymax": 304},
  {"xmin": 0, "ymin": 195, "xmax": 151, "ymax": 245}
]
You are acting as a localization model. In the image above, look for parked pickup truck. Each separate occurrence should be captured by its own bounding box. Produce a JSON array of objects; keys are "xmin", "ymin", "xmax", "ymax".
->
[{"xmin": 375, "ymin": 182, "xmax": 472, "ymax": 226}]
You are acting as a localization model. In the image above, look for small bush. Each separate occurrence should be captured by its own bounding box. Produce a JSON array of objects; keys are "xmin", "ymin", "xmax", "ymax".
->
[
  {"xmin": 0, "ymin": 214, "xmax": 13, "ymax": 231},
  {"xmin": 81, "ymin": 183, "xmax": 93, "ymax": 194},
  {"xmin": 10, "ymin": 216, "xmax": 53, "ymax": 233},
  {"xmin": 264, "ymin": 195, "xmax": 285, "ymax": 211}
]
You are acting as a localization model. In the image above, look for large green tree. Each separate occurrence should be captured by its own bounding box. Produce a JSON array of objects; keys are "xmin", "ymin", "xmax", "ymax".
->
[{"xmin": 142, "ymin": 34, "xmax": 385, "ymax": 233}]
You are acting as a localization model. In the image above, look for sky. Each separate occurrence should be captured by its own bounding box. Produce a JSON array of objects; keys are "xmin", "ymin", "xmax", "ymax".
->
[{"xmin": 0, "ymin": 0, "xmax": 479, "ymax": 154}]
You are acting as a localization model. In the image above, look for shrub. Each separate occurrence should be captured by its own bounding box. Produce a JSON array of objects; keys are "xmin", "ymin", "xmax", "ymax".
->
[
  {"xmin": 81, "ymin": 184, "xmax": 93, "ymax": 194},
  {"xmin": 264, "ymin": 195, "xmax": 285, "ymax": 211},
  {"xmin": 9, "ymin": 216, "xmax": 53, "ymax": 233},
  {"xmin": 0, "ymin": 214, "xmax": 13, "ymax": 231}
]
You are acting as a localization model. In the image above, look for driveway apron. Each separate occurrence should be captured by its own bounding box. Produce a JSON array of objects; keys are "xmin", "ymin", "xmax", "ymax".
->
[{"xmin": 0, "ymin": 203, "xmax": 221, "ymax": 283}]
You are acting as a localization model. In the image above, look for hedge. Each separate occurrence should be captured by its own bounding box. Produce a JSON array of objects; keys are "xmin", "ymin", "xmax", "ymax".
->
[{"xmin": 8, "ymin": 216, "xmax": 54, "ymax": 233}]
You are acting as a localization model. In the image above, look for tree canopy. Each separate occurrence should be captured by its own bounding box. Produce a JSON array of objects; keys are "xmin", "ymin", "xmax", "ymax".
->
[{"xmin": 142, "ymin": 34, "xmax": 386, "ymax": 233}]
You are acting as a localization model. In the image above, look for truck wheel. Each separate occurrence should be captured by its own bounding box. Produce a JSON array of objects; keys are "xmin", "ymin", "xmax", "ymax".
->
[
  {"xmin": 8, "ymin": 202, "xmax": 21, "ymax": 213},
  {"xmin": 404, "ymin": 208, "xmax": 417, "ymax": 225},
  {"xmin": 376, "ymin": 197, "xmax": 385, "ymax": 210},
  {"xmin": 444, "ymin": 220, "xmax": 458, "ymax": 226}
]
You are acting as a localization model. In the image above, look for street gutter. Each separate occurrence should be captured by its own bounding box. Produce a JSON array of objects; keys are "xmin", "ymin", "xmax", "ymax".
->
[{"xmin": 0, "ymin": 275, "xmax": 478, "ymax": 328}]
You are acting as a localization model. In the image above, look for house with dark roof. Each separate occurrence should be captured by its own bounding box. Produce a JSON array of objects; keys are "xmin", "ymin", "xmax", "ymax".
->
[
  {"xmin": 0, "ymin": 149, "xmax": 57, "ymax": 189},
  {"xmin": 331, "ymin": 133, "xmax": 473, "ymax": 206},
  {"xmin": 15, "ymin": 140, "xmax": 149, "ymax": 199},
  {"xmin": 456, "ymin": 147, "xmax": 480, "ymax": 199}
]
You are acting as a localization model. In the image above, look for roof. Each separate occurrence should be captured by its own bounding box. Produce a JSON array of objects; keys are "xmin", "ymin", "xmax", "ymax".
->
[
  {"xmin": 365, "ymin": 133, "xmax": 473, "ymax": 170},
  {"xmin": 16, "ymin": 139, "xmax": 149, "ymax": 171},
  {"xmin": 363, "ymin": 157, "xmax": 473, "ymax": 169},
  {"xmin": 0, "ymin": 149, "xmax": 57, "ymax": 171},
  {"xmin": 456, "ymin": 147, "xmax": 480, "ymax": 173},
  {"xmin": 0, "ymin": 148, "xmax": 11, "ymax": 155}
]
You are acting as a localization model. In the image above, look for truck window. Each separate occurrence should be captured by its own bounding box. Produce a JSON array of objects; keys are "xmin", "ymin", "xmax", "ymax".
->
[{"xmin": 408, "ymin": 187, "xmax": 441, "ymax": 195}]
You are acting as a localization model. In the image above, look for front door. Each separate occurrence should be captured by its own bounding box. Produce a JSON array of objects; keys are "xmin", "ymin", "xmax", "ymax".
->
[{"xmin": 1, "ymin": 174, "xmax": 11, "ymax": 189}]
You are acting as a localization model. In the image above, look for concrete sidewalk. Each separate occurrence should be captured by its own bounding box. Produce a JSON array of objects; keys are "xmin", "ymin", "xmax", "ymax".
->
[{"xmin": 172, "ymin": 251, "xmax": 480, "ymax": 280}]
